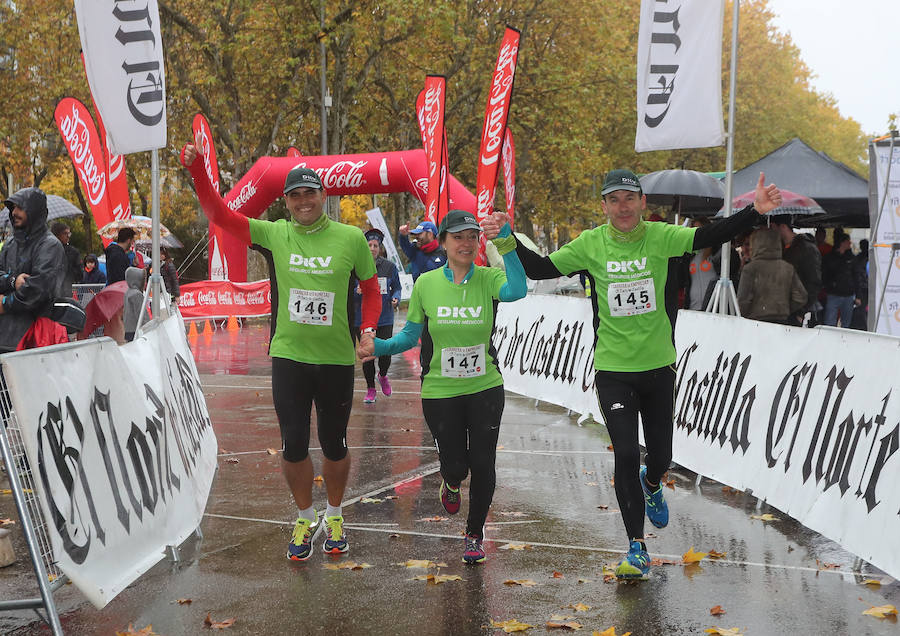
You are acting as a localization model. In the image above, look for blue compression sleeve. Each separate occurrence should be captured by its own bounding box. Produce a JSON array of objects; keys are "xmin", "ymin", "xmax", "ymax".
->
[
  {"xmin": 494, "ymin": 224, "xmax": 527, "ymax": 302},
  {"xmin": 374, "ymin": 320, "xmax": 423, "ymax": 356}
]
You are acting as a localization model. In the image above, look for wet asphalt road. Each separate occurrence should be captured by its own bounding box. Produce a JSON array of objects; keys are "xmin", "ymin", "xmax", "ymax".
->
[{"xmin": 2, "ymin": 319, "xmax": 899, "ymax": 635}]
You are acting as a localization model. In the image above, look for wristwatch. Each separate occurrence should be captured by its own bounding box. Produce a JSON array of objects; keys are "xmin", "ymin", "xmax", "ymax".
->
[{"xmin": 362, "ymin": 327, "xmax": 376, "ymax": 335}]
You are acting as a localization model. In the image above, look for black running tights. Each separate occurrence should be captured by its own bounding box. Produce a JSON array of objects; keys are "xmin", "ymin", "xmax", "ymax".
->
[
  {"xmin": 421, "ymin": 385, "xmax": 505, "ymax": 538},
  {"xmin": 594, "ymin": 365, "xmax": 675, "ymax": 542}
]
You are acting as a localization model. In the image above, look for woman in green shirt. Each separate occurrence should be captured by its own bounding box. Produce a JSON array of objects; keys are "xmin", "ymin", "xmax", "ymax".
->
[{"xmin": 357, "ymin": 209, "xmax": 526, "ymax": 564}]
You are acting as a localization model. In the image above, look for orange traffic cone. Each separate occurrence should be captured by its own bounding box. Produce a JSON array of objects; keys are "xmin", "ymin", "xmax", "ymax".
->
[
  {"xmin": 203, "ymin": 319, "xmax": 212, "ymax": 334},
  {"xmin": 187, "ymin": 321, "xmax": 198, "ymax": 337},
  {"xmin": 226, "ymin": 315, "xmax": 239, "ymax": 331}
]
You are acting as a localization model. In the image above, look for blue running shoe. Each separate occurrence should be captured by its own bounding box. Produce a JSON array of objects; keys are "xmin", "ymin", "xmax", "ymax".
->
[
  {"xmin": 462, "ymin": 533, "xmax": 486, "ymax": 564},
  {"xmin": 287, "ymin": 514, "xmax": 321, "ymax": 561},
  {"xmin": 615, "ymin": 540, "xmax": 650, "ymax": 580},
  {"xmin": 322, "ymin": 515, "xmax": 349, "ymax": 554},
  {"xmin": 640, "ymin": 466, "xmax": 669, "ymax": 528}
]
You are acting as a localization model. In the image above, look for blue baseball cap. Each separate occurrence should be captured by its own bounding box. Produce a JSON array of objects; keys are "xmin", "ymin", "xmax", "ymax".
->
[{"xmin": 410, "ymin": 221, "xmax": 438, "ymax": 235}]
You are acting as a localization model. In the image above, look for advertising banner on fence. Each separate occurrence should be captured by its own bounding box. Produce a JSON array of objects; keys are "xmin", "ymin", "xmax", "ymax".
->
[
  {"xmin": 492, "ymin": 294, "xmax": 601, "ymax": 422},
  {"xmin": 494, "ymin": 297, "xmax": 900, "ymax": 578},
  {"xmin": 178, "ymin": 279, "xmax": 271, "ymax": 319},
  {"xmin": 1, "ymin": 313, "xmax": 217, "ymax": 608},
  {"xmin": 674, "ymin": 312, "xmax": 900, "ymax": 580},
  {"xmin": 868, "ymin": 140, "xmax": 900, "ymax": 334},
  {"xmin": 75, "ymin": 0, "xmax": 167, "ymax": 155},
  {"xmin": 635, "ymin": 0, "xmax": 725, "ymax": 152}
]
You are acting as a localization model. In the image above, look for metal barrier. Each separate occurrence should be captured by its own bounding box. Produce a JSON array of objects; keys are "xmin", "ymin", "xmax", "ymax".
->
[{"xmin": 0, "ymin": 369, "xmax": 64, "ymax": 634}]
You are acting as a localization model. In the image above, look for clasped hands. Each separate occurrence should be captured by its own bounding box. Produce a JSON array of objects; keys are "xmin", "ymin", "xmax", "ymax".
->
[
  {"xmin": 357, "ymin": 331, "xmax": 376, "ymax": 361},
  {"xmin": 481, "ymin": 210, "xmax": 510, "ymax": 240}
]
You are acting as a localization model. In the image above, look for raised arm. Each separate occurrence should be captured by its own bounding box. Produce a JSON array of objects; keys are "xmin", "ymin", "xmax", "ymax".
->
[
  {"xmin": 482, "ymin": 212, "xmax": 526, "ymax": 301},
  {"xmin": 181, "ymin": 143, "xmax": 251, "ymax": 244}
]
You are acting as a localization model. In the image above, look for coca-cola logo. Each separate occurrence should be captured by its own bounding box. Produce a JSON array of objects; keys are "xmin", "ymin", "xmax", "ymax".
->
[
  {"xmin": 227, "ymin": 182, "xmax": 257, "ymax": 211},
  {"xmin": 179, "ymin": 292, "xmax": 196, "ymax": 307},
  {"xmin": 247, "ymin": 290, "xmax": 265, "ymax": 304},
  {"xmin": 217, "ymin": 291, "xmax": 233, "ymax": 305},
  {"xmin": 197, "ymin": 291, "xmax": 216, "ymax": 305},
  {"xmin": 233, "ymin": 292, "xmax": 246, "ymax": 305},
  {"xmin": 479, "ymin": 41, "xmax": 518, "ymax": 169},
  {"xmin": 296, "ymin": 160, "xmax": 368, "ymax": 190},
  {"xmin": 197, "ymin": 121, "xmax": 220, "ymax": 193},
  {"xmin": 59, "ymin": 102, "xmax": 107, "ymax": 207}
]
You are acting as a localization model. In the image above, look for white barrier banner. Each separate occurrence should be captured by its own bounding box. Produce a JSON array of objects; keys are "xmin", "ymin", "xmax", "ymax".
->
[
  {"xmin": 869, "ymin": 141, "xmax": 900, "ymax": 334},
  {"xmin": 1, "ymin": 313, "xmax": 217, "ymax": 608},
  {"xmin": 366, "ymin": 207, "xmax": 413, "ymax": 300},
  {"xmin": 635, "ymin": 0, "xmax": 725, "ymax": 152},
  {"xmin": 674, "ymin": 312, "xmax": 900, "ymax": 580},
  {"xmin": 493, "ymin": 295, "xmax": 601, "ymax": 422},
  {"xmin": 75, "ymin": 0, "xmax": 167, "ymax": 154}
]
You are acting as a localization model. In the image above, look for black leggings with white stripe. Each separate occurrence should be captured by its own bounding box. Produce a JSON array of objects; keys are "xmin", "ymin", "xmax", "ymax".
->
[{"xmin": 595, "ymin": 365, "xmax": 675, "ymax": 542}]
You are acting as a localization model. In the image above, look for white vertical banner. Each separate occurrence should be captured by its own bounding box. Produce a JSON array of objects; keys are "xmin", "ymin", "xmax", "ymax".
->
[
  {"xmin": 365, "ymin": 207, "xmax": 413, "ymax": 300},
  {"xmin": 635, "ymin": 0, "xmax": 725, "ymax": 152},
  {"xmin": 75, "ymin": 0, "xmax": 167, "ymax": 155},
  {"xmin": 869, "ymin": 141, "xmax": 900, "ymax": 334}
]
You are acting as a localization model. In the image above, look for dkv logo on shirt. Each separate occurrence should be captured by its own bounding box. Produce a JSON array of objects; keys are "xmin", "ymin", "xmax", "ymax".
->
[
  {"xmin": 437, "ymin": 306, "xmax": 483, "ymax": 318},
  {"xmin": 289, "ymin": 254, "xmax": 333, "ymax": 268},
  {"xmin": 607, "ymin": 258, "xmax": 647, "ymax": 273}
]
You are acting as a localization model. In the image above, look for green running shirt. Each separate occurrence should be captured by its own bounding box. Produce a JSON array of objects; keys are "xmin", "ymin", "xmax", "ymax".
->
[
  {"xmin": 549, "ymin": 221, "xmax": 696, "ymax": 372},
  {"xmin": 249, "ymin": 215, "xmax": 376, "ymax": 365},
  {"xmin": 407, "ymin": 266, "xmax": 507, "ymax": 399}
]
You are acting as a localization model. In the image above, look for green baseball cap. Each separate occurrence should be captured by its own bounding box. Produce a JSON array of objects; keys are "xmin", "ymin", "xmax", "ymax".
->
[
  {"xmin": 283, "ymin": 167, "xmax": 323, "ymax": 194},
  {"xmin": 438, "ymin": 209, "xmax": 481, "ymax": 234},
  {"xmin": 600, "ymin": 169, "xmax": 642, "ymax": 196}
]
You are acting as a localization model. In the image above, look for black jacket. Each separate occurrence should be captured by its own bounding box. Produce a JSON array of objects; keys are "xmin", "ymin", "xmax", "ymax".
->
[
  {"xmin": 0, "ymin": 188, "xmax": 65, "ymax": 351},
  {"xmin": 783, "ymin": 233, "xmax": 821, "ymax": 311},
  {"xmin": 823, "ymin": 248, "xmax": 856, "ymax": 297},
  {"xmin": 105, "ymin": 242, "xmax": 130, "ymax": 284}
]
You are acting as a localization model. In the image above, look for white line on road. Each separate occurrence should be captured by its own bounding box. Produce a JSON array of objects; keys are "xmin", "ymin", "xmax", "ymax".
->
[{"xmin": 203, "ymin": 511, "xmax": 865, "ymax": 578}]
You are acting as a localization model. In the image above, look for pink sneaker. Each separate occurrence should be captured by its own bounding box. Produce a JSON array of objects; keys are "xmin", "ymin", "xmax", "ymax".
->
[
  {"xmin": 364, "ymin": 388, "xmax": 377, "ymax": 403},
  {"xmin": 378, "ymin": 374, "xmax": 392, "ymax": 396}
]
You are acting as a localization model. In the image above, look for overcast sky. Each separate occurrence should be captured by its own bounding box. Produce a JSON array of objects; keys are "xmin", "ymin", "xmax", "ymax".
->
[{"xmin": 764, "ymin": 0, "xmax": 898, "ymax": 136}]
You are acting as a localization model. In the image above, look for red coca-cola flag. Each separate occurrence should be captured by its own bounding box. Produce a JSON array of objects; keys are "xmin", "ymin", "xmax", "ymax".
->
[
  {"xmin": 417, "ymin": 76, "xmax": 449, "ymax": 226},
  {"xmin": 416, "ymin": 87, "xmax": 450, "ymax": 225},
  {"xmin": 474, "ymin": 26, "xmax": 520, "ymax": 264},
  {"xmin": 54, "ymin": 97, "xmax": 115, "ymax": 232},
  {"xmin": 192, "ymin": 113, "xmax": 230, "ymax": 279},
  {"xmin": 501, "ymin": 127, "xmax": 516, "ymax": 228},
  {"xmin": 287, "ymin": 147, "xmax": 302, "ymax": 157},
  {"xmin": 82, "ymin": 52, "xmax": 131, "ymax": 222}
]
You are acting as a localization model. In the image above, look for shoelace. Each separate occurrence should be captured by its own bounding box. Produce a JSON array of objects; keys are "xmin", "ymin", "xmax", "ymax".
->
[{"xmin": 326, "ymin": 518, "xmax": 343, "ymax": 540}]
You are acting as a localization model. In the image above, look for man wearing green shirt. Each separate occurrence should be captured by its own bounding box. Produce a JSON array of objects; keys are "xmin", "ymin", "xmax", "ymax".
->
[
  {"xmin": 512, "ymin": 169, "xmax": 783, "ymax": 580},
  {"xmin": 181, "ymin": 143, "xmax": 381, "ymax": 562}
]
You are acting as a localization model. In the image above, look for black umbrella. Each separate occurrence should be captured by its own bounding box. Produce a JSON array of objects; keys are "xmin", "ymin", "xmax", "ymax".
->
[
  {"xmin": 639, "ymin": 169, "xmax": 725, "ymax": 215},
  {"xmin": 0, "ymin": 194, "xmax": 85, "ymax": 228}
]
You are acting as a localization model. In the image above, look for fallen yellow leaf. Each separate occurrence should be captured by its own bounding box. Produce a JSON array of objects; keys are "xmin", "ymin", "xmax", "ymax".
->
[
  {"xmin": 115, "ymin": 625, "xmax": 157, "ymax": 636},
  {"xmin": 0, "ymin": 518, "xmax": 15, "ymax": 526},
  {"xmin": 412, "ymin": 573, "xmax": 462, "ymax": 584},
  {"xmin": 709, "ymin": 605, "xmax": 726, "ymax": 616},
  {"xmin": 566, "ymin": 602, "xmax": 591, "ymax": 612},
  {"xmin": 175, "ymin": 598, "xmax": 192, "ymax": 605},
  {"xmin": 323, "ymin": 561, "xmax": 373, "ymax": 570},
  {"xmin": 396, "ymin": 559, "xmax": 447, "ymax": 568},
  {"xmin": 708, "ymin": 550, "xmax": 727, "ymax": 559},
  {"xmin": 490, "ymin": 618, "xmax": 534, "ymax": 632},
  {"xmin": 499, "ymin": 542, "xmax": 532, "ymax": 550},
  {"xmin": 546, "ymin": 619, "xmax": 583, "ymax": 630},
  {"xmin": 313, "ymin": 475, "xmax": 324, "ymax": 482},
  {"xmin": 551, "ymin": 571, "xmax": 564, "ymax": 578},
  {"xmin": 360, "ymin": 497, "xmax": 383, "ymax": 503},
  {"xmin": 862, "ymin": 604, "xmax": 897, "ymax": 619},
  {"xmin": 418, "ymin": 515, "xmax": 449, "ymax": 522},
  {"xmin": 860, "ymin": 578, "xmax": 882, "ymax": 587},
  {"xmin": 266, "ymin": 448, "xmax": 278, "ymax": 455},
  {"xmin": 577, "ymin": 578, "xmax": 592, "ymax": 584},
  {"xmin": 703, "ymin": 628, "xmax": 743, "ymax": 635},
  {"xmin": 550, "ymin": 615, "xmax": 576, "ymax": 621},
  {"xmin": 503, "ymin": 579, "xmax": 538, "ymax": 587},
  {"xmin": 682, "ymin": 547, "xmax": 708, "ymax": 564},
  {"xmin": 593, "ymin": 628, "xmax": 631, "ymax": 636},
  {"xmin": 749, "ymin": 513, "xmax": 778, "ymax": 522}
]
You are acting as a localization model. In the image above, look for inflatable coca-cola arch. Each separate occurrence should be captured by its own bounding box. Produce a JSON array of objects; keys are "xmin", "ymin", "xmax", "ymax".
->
[{"xmin": 196, "ymin": 126, "xmax": 476, "ymax": 282}]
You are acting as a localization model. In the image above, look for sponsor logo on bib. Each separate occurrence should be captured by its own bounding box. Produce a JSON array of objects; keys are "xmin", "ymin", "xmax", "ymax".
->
[
  {"xmin": 607, "ymin": 258, "xmax": 647, "ymax": 273},
  {"xmin": 289, "ymin": 254, "xmax": 333, "ymax": 268},
  {"xmin": 436, "ymin": 306, "xmax": 483, "ymax": 318}
]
